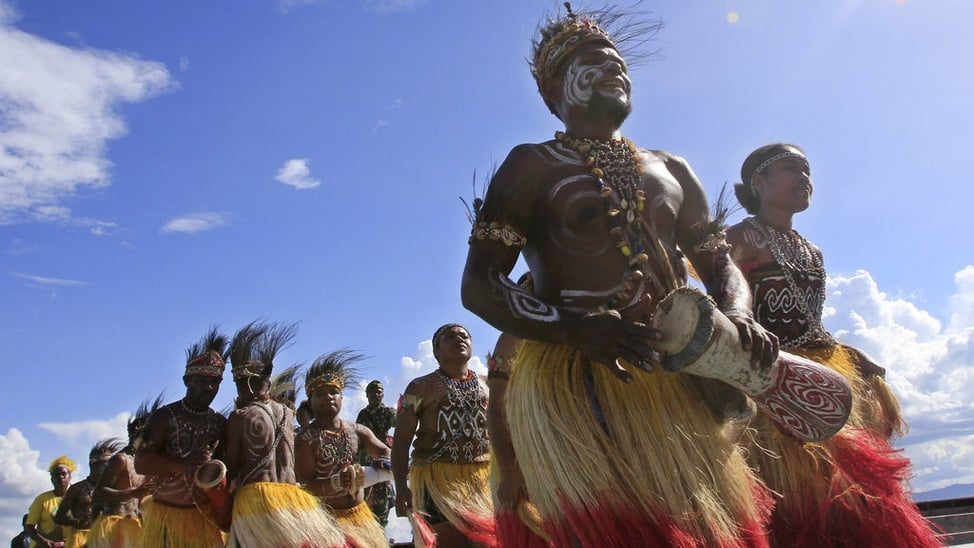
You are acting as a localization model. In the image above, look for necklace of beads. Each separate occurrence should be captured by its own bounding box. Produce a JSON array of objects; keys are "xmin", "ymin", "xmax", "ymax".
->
[
  {"xmin": 425, "ymin": 370, "xmax": 489, "ymax": 463},
  {"xmin": 747, "ymin": 216, "xmax": 834, "ymax": 349},
  {"xmin": 316, "ymin": 420, "xmax": 354, "ymax": 468},
  {"xmin": 555, "ymin": 131, "xmax": 667, "ymax": 307}
]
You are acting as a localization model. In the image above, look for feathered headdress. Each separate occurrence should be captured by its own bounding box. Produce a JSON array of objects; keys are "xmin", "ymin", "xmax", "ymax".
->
[
  {"xmin": 270, "ymin": 364, "xmax": 302, "ymax": 409},
  {"xmin": 89, "ymin": 438, "xmax": 125, "ymax": 461},
  {"xmin": 185, "ymin": 326, "xmax": 229, "ymax": 378},
  {"xmin": 128, "ymin": 392, "xmax": 165, "ymax": 438},
  {"xmin": 48, "ymin": 455, "xmax": 76, "ymax": 474},
  {"xmin": 531, "ymin": 2, "xmax": 662, "ymax": 94},
  {"xmin": 230, "ymin": 321, "xmax": 298, "ymax": 382},
  {"xmin": 305, "ymin": 349, "xmax": 365, "ymax": 397}
]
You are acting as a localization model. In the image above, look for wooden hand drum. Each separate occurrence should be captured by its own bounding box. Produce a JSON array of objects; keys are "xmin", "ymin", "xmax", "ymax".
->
[{"xmin": 649, "ymin": 287, "xmax": 853, "ymax": 442}]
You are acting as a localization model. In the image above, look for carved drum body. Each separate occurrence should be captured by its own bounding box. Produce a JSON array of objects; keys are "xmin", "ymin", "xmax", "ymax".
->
[{"xmin": 650, "ymin": 287, "xmax": 852, "ymax": 442}]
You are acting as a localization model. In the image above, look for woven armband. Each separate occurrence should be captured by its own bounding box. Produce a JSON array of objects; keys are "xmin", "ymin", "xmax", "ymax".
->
[
  {"xmin": 694, "ymin": 229, "xmax": 731, "ymax": 253},
  {"xmin": 469, "ymin": 221, "xmax": 527, "ymax": 248}
]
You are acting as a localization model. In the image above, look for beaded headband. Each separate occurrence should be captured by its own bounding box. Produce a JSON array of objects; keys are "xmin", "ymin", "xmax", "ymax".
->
[
  {"xmin": 304, "ymin": 349, "xmax": 364, "ymax": 396},
  {"xmin": 532, "ymin": 16, "xmax": 615, "ymax": 90},
  {"xmin": 754, "ymin": 151, "xmax": 806, "ymax": 176},
  {"xmin": 185, "ymin": 350, "xmax": 226, "ymax": 378},
  {"xmin": 232, "ymin": 360, "xmax": 267, "ymax": 381},
  {"xmin": 306, "ymin": 373, "xmax": 343, "ymax": 395}
]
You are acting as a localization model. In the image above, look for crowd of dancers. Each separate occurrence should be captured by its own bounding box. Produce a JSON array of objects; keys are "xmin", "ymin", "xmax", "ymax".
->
[{"xmin": 17, "ymin": 3, "xmax": 946, "ymax": 547}]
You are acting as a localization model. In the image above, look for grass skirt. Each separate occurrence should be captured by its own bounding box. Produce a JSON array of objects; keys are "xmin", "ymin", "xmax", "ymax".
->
[
  {"xmin": 140, "ymin": 498, "xmax": 226, "ymax": 548},
  {"xmin": 64, "ymin": 527, "xmax": 88, "ymax": 548},
  {"xmin": 410, "ymin": 460, "xmax": 497, "ymax": 546},
  {"xmin": 227, "ymin": 482, "xmax": 347, "ymax": 548},
  {"xmin": 744, "ymin": 345, "xmax": 941, "ymax": 547},
  {"xmin": 507, "ymin": 340, "xmax": 771, "ymax": 548},
  {"xmin": 331, "ymin": 500, "xmax": 387, "ymax": 548},
  {"xmin": 88, "ymin": 514, "xmax": 142, "ymax": 548}
]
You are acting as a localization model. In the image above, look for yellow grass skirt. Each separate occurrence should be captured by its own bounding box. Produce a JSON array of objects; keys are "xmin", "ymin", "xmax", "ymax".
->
[
  {"xmin": 227, "ymin": 482, "xmax": 347, "ymax": 548},
  {"xmin": 64, "ymin": 527, "xmax": 88, "ymax": 548},
  {"xmin": 331, "ymin": 500, "xmax": 387, "ymax": 548},
  {"xmin": 410, "ymin": 460, "xmax": 495, "ymax": 542},
  {"xmin": 507, "ymin": 340, "xmax": 770, "ymax": 547},
  {"xmin": 88, "ymin": 514, "xmax": 142, "ymax": 548},
  {"xmin": 140, "ymin": 498, "xmax": 226, "ymax": 548}
]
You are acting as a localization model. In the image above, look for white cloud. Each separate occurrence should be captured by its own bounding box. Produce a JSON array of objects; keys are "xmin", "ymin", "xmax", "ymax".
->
[
  {"xmin": 38, "ymin": 413, "xmax": 130, "ymax": 451},
  {"xmin": 160, "ymin": 211, "xmax": 228, "ymax": 234},
  {"xmin": 364, "ymin": 0, "xmax": 428, "ymax": 15},
  {"xmin": 274, "ymin": 158, "xmax": 321, "ymax": 190},
  {"xmin": 11, "ymin": 272, "xmax": 89, "ymax": 287},
  {"xmin": 825, "ymin": 268, "xmax": 974, "ymax": 493},
  {"xmin": 0, "ymin": 7, "xmax": 174, "ymax": 228},
  {"xmin": 0, "ymin": 428, "xmax": 56, "ymax": 540}
]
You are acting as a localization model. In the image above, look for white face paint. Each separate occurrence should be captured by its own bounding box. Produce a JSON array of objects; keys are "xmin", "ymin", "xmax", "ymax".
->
[{"xmin": 562, "ymin": 52, "xmax": 629, "ymax": 109}]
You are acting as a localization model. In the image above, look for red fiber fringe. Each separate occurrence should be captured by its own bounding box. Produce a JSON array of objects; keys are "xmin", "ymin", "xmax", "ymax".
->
[
  {"xmin": 409, "ymin": 511, "xmax": 437, "ymax": 548},
  {"xmin": 496, "ymin": 508, "xmax": 551, "ymax": 548},
  {"xmin": 770, "ymin": 429, "xmax": 943, "ymax": 548},
  {"xmin": 458, "ymin": 510, "xmax": 499, "ymax": 548},
  {"xmin": 549, "ymin": 492, "xmax": 771, "ymax": 548}
]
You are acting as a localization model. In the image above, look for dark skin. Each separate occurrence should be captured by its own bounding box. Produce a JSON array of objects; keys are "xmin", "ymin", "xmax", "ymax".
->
[
  {"xmin": 486, "ymin": 332, "xmax": 525, "ymax": 511},
  {"xmin": 225, "ymin": 377, "xmax": 296, "ymax": 487},
  {"xmin": 54, "ymin": 454, "xmax": 111, "ymax": 531},
  {"xmin": 134, "ymin": 374, "xmax": 226, "ymax": 505},
  {"xmin": 392, "ymin": 327, "xmax": 487, "ymax": 548},
  {"xmin": 294, "ymin": 385, "xmax": 390, "ymax": 510},
  {"xmin": 726, "ymin": 150, "xmax": 885, "ymax": 378},
  {"xmin": 92, "ymin": 436, "xmax": 152, "ymax": 518},
  {"xmin": 461, "ymin": 43, "xmax": 778, "ymax": 380},
  {"xmin": 26, "ymin": 465, "xmax": 70, "ymax": 548}
]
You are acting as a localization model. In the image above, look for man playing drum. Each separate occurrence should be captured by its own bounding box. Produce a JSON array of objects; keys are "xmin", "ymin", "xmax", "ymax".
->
[
  {"xmin": 134, "ymin": 327, "xmax": 229, "ymax": 548},
  {"xmin": 461, "ymin": 4, "xmax": 777, "ymax": 546}
]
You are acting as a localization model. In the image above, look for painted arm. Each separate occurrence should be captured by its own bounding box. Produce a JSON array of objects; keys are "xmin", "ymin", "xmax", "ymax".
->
[
  {"xmin": 461, "ymin": 146, "xmax": 660, "ymax": 381},
  {"xmin": 669, "ymin": 153, "xmax": 778, "ymax": 369}
]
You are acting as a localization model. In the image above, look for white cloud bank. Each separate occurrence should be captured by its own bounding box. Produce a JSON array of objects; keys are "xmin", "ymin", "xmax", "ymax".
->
[
  {"xmin": 274, "ymin": 158, "xmax": 321, "ymax": 190},
  {"xmin": 825, "ymin": 267, "xmax": 974, "ymax": 492},
  {"xmin": 0, "ymin": 1, "xmax": 174, "ymax": 230}
]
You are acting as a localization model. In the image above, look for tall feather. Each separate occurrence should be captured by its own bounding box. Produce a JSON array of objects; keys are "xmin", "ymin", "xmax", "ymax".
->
[
  {"xmin": 185, "ymin": 325, "xmax": 230, "ymax": 363},
  {"xmin": 270, "ymin": 363, "xmax": 302, "ymax": 409},
  {"xmin": 229, "ymin": 320, "xmax": 267, "ymax": 371},
  {"xmin": 305, "ymin": 348, "xmax": 366, "ymax": 394},
  {"xmin": 256, "ymin": 322, "xmax": 299, "ymax": 378}
]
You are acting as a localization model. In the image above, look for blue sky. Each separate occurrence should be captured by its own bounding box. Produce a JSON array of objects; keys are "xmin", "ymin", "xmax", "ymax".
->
[{"xmin": 2, "ymin": 0, "xmax": 972, "ymax": 541}]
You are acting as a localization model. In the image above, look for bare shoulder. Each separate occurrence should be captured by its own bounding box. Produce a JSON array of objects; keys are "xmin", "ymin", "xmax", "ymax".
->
[
  {"xmin": 726, "ymin": 220, "xmax": 764, "ymax": 263},
  {"xmin": 404, "ymin": 372, "xmax": 440, "ymax": 397}
]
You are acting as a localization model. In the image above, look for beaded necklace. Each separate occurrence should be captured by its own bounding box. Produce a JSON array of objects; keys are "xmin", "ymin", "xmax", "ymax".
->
[
  {"xmin": 315, "ymin": 420, "xmax": 354, "ymax": 470},
  {"xmin": 555, "ymin": 131, "xmax": 676, "ymax": 306},
  {"xmin": 746, "ymin": 216, "xmax": 834, "ymax": 349},
  {"xmin": 425, "ymin": 369, "xmax": 488, "ymax": 463}
]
